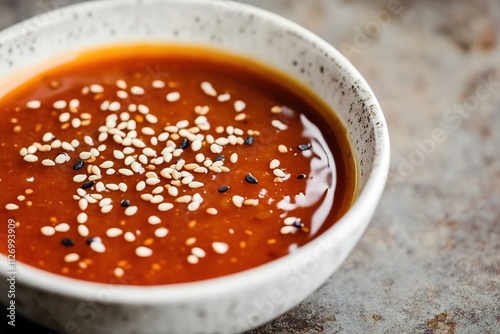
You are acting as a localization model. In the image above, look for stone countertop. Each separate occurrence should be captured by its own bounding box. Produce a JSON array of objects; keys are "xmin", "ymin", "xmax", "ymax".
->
[{"xmin": 1, "ymin": 0, "xmax": 499, "ymax": 333}]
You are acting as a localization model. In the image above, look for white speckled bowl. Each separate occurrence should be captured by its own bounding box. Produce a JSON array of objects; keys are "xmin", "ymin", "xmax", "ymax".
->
[{"xmin": 0, "ymin": 0, "xmax": 389, "ymax": 333}]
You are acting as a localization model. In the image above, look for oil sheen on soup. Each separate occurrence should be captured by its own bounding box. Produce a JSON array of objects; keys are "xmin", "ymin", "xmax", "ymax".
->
[{"xmin": 0, "ymin": 45, "xmax": 356, "ymax": 285}]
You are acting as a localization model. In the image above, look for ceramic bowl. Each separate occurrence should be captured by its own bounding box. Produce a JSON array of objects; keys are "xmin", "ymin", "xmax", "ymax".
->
[{"xmin": 0, "ymin": 0, "xmax": 389, "ymax": 333}]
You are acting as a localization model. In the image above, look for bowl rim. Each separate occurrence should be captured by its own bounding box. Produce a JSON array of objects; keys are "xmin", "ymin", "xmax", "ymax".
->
[{"xmin": 0, "ymin": 0, "xmax": 390, "ymax": 304}]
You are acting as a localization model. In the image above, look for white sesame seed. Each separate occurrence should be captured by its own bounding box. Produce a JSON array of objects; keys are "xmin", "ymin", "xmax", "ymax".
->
[
  {"xmin": 192, "ymin": 247, "xmax": 206, "ymax": 258},
  {"xmin": 59, "ymin": 112, "xmax": 70, "ymax": 123},
  {"xmin": 41, "ymin": 226, "xmax": 55, "ymax": 236},
  {"xmin": 281, "ymin": 226, "xmax": 296, "ymax": 234},
  {"xmin": 42, "ymin": 132, "xmax": 54, "ymax": 142},
  {"xmin": 55, "ymin": 153, "xmax": 69, "ymax": 164},
  {"xmin": 53, "ymin": 100, "xmax": 67, "ymax": 110},
  {"xmin": 210, "ymin": 144, "xmax": 223, "ymax": 154},
  {"xmin": 273, "ymin": 169, "xmax": 287, "ymax": 178},
  {"xmin": 272, "ymin": 119, "xmax": 288, "ymax": 130},
  {"xmin": 215, "ymin": 137, "xmax": 229, "ymax": 146},
  {"xmin": 152, "ymin": 80, "xmax": 165, "ymax": 88},
  {"xmin": 188, "ymin": 181, "xmax": 204, "ymax": 189},
  {"xmin": 244, "ymin": 199, "xmax": 259, "ymax": 206},
  {"xmin": 150, "ymin": 195, "xmax": 164, "ymax": 204},
  {"xmin": 23, "ymin": 154, "xmax": 38, "ymax": 163},
  {"xmin": 148, "ymin": 215, "xmax": 161, "ymax": 225},
  {"xmin": 90, "ymin": 242, "xmax": 106, "ymax": 253},
  {"xmin": 269, "ymin": 159, "xmax": 280, "ymax": 169},
  {"xmin": 212, "ymin": 242, "xmax": 229, "ymax": 254},
  {"xmin": 27, "ymin": 145, "xmax": 37, "ymax": 154},
  {"xmin": 131, "ymin": 86, "xmax": 145, "ymax": 95},
  {"xmin": 114, "ymin": 267, "xmax": 124, "ymax": 278},
  {"xmin": 278, "ymin": 144, "xmax": 288, "ymax": 153},
  {"xmin": 136, "ymin": 246, "xmax": 152, "ymax": 257},
  {"xmin": 206, "ymin": 208, "xmax": 218, "ymax": 215},
  {"xmin": 64, "ymin": 253, "xmax": 80, "ymax": 263},
  {"xmin": 78, "ymin": 225, "xmax": 89, "ymax": 237},
  {"xmin": 166, "ymin": 92, "xmax": 180, "ymax": 102},
  {"xmin": 118, "ymin": 169, "xmax": 134, "ymax": 176},
  {"xmin": 132, "ymin": 138, "xmax": 146, "ymax": 148},
  {"xmin": 217, "ymin": 93, "xmax": 231, "ymax": 102},
  {"xmin": 229, "ymin": 153, "xmax": 238, "ymax": 164},
  {"xmin": 98, "ymin": 132, "xmax": 108, "ymax": 142},
  {"xmin": 78, "ymin": 198, "xmax": 88, "ymax": 211},
  {"xmin": 116, "ymin": 79, "xmax": 127, "ymax": 90},
  {"xmin": 118, "ymin": 183, "xmax": 128, "ymax": 192},
  {"xmin": 124, "ymin": 232, "xmax": 136, "ymax": 242},
  {"xmin": 73, "ymin": 174, "xmax": 87, "ymax": 183},
  {"xmin": 232, "ymin": 195, "xmax": 244, "ymax": 208},
  {"xmin": 136, "ymin": 181, "xmax": 146, "ymax": 192},
  {"xmin": 100, "ymin": 100, "xmax": 110, "ymax": 111},
  {"xmin": 284, "ymin": 217, "xmax": 298, "ymax": 225},
  {"xmin": 154, "ymin": 227, "xmax": 169, "ymax": 238},
  {"xmin": 27, "ymin": 100, "xmax": 41, "ymax": 109},
  {"xmin": 69, "ymin": 99, "xmax": 80, "ymax": 111},
  {"xmin": 76, "ymin": 188, "xmax": 87, "ymax": 197},
  {"xmin": 117, "ymin": 90, "xmax": 128, "ymax": 99},
  {"xmin": 187, "ymin": 255, "xmax": 199, "ymax": 264},
  {"xmin": 234, "ymin": 100, "xmax": 246, "ymax": 112},
  {"xmin": 125, "ymin": 206, "xmax": 138, "ymax": 216},
  {"xmin": 42, "ymin": 159, "xmax": 56, "ymax": 167},
  {"xmin": 234, "ymin": 113, "xmax": 247, "ymax": 121},
  {"xmin": 90, "ymin": 84, "xmax": 104, "ymax": 94},
  {"xmin": 106, "ymin": 228, "xmax": 123, "ymax": 238},
  {"xmin": 77, "ymin": 212, "xmax": 88, "ymax": 224},
  {"xmin": 158, "ymin": 203, "xmax": 174, "ymax": 212},
  {"xmin": 99, "ymin": 198, "xmax": 112, "ymax": 207},
  {"xmin": 187, "ymin": 201, "xmax": 200, "ymax": 212},
  {"xmin": 55, "ymin": 223, "xmax": 70, "ymax": 232},
  {"xmin": 201, "ymin": 81, "xmax": 217, "ymax": 96}
]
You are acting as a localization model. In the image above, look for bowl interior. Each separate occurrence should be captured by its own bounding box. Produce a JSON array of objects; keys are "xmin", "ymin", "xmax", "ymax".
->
[{"xmin": 0, "ymin": 0, "xmax": 389, "ymax": 313}]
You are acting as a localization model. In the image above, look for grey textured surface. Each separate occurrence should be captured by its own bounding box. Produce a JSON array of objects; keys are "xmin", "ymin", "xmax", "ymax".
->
[{"xmin": 1, "ymin": 0, "xmax": 499, "ymax": 333}]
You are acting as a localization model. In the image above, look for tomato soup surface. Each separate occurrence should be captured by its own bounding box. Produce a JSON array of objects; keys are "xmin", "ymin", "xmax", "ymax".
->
[{"xmin": 0, "ymin": 45, "xmax": 356, "ymax": 285}]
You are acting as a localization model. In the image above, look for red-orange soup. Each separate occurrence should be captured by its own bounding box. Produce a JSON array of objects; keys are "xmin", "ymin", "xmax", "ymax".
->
[{"xmin": 0, "ymin": 45, "xmax": 356, "ymax": 285}]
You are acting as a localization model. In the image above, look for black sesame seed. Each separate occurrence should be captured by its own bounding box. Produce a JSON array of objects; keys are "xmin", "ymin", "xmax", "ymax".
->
[
  {"xmin": 121, "ymin": 199, "xmax": 130, "ymax": 207},
  {"xmin": 214, "ymin": 155, "xmax": 225, "ymax": 162},
  {"xmin": 244, "ymin": 136, "xmax": 254, "ymax": 145},
  {"xmin": 82, "ymin": 181, "xmax": 95, "ymax": 190},
  {"xmin": 86, "ymin": 237, "xmax": 99, "ymax": 245},
  {"xmin": 297, "ymin": 174, "xmax": 306, "ymax": 179},
  {"xmin": 245, "ymin": 174, "xmax": 258, "ymax": 184},
  {"xmin": 293, "ymin": 220, "xmax": 304, "ymax": 228},
  {"xmin": 180, "ymin": 138, "xmax": 189, "ymax": 150},
  {"xmin": 73, "ymin": 160, "xmax": 85, "ymax": 170},
  {"xmin": 298, "ymin": 143, "xmax": 311, "ymax": 151},
  {"xmin": 218, "ymin": 185, "xmax": 230, "ymax": 193},
  {"xmin": 61, "ymin": 238, "xmax": 74, "ymax": 247}
]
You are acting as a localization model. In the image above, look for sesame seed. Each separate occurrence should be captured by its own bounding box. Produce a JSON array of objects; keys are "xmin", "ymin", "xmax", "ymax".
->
[
  {"xmin": 217, "ymin": 93, "xmax": 231, "ymax": 102},
  {"xmin": 234, "ymin": 113, "xmax": 247, "ymax": 121},
  {"xmin": 90, "ymin": 241, "xmax": 106, "ymax": 253},
  {"xmin": 191, "ymin": 247, "xmax": 206, "ymax": 258},
  {"xmin": 278, "ymin": 145, "xmax": 288, "ymax": 153},
  {"xmin": 206, "ymin": 208, "xmax": 218, "ymax": 215},
  {"xmin": 78, "ymin": 198, "xmax": 88, "ymax": 211},
  {"xmin": 273, "ymin": 169, "xmax": 287, "ymax": 178},
  {"xmin": 136, "ymin": 246, "xmax": 152, "ymax": 257},
  {"xmin": 124, "ymin": 206, "xmax": 138, "ymax": 216},
  {"xmin": 59, "ymin": 112, "xmax": 70, "ymax": 123},
  {"xmin": 166, "ymin": 92, "xmax": 180, "ymax": 102},
  {"xmin": 245, "ymin": 174, "xmax": 258, "ymax": 184},
  {"xmin": 130, "ymin": 86, "xmax": 145, "ymax": 95},
  {"xmin": 23, "ymin": 154, "xmax": 38, "ymax": 163},
  {"xmin": 212, "ymin": 242, "xmax": 229, "ymax": 254},
  {"xmin": 61, "ymin": 238, "xmax": 74, "ymax": 247},
  {"xmin": 73, "ymin": 174, "xmax": 87, "ymax": 183},
  {"xmin": 90, "ymin": 84, "xmax": 104, "ymax": 94},
  {"xmin": 64, "ymin": 253, "xmax": 80, "ymax": 263},
  {"xmin": 232, "ymin": 195, "xmax": 244, "ymax": 208},
  {"xmin": 234, "ymin": 100, "xmax": 246, "ymax": 112},
  {"xmin": 53, "ymin": 100, "xmax": 67, "ymax": 110},
  {"xmin": 55, "ymin": 223, "xmax": 70, "ymax": 232},
  {"xmin": 118, "ymin": 168, "xmax": 134, "ymax": 176},
  {"xmin": 117, "ymin": 90, "xmax": 128, "ymax": 99},
  {"xmin": 42, "ymin": 159, "xmax": 56, "ymax": 167},
  {"xmin": 5, "ymin": 203, "xmax": 19, "ymax": 212},
  {"xmin": 271, "ymin": 106, "xmax": 283, "ymax": 113},
  {"xmin": 106, "ymin": 228, "xmax": 123, "ymax": 238},
  {"xmin": 201, "ymin": 81, "xmax": 217, "ymax": 96},
  {"xmin": 141, "ymin": 194, "xmax": 153, "ymax": 201},
  {"xmin": 69, "ymin": 99, "xmax": 80, "ymax": 111},
  {"xmin": 41, "ymin": 226, "xmax": 55, "ymax": 236},
  {"xmin": 77, "ymin": 212, "xmax": 88, "ymax": 224},
  {"xmin": 148, "ymin": 215, "xmax": 162, "ymax": 225},
  {"xmin": 116, "ymin": 79, "xmax": 127, "ymax": 90},
  {"xmin": 158, "ymin": 203, "xmax": 174, "ymax": 211},
  {"xmin": 152, "ymin": 80, "xmax": 165, "ymax": 88},
  {"xmin": 27, "ymin": 100, "xmax": 41, "ymax": 109},
  {"xmin": 82, "ymin": 181, "xmax": 95, "ymax": 190},
  {"xmin": 187, "ymin": 255, "xmax": 199, "ymax": 264},
  {"xmin": 272, "ymin": 119, "xmax": 288, "ymax": 130},
  {"xmin": 280, "ymin": 226, "xmax": 296, "ymax": 234},
  {"xmin": 78, "ymin": 225, "xmax": 89, "ymax": 237},
  {"xmin": 154, "ymin": 227, "xmax": 169, "ymax": 238},
  {"xmin": 114, "ymin": 267, "xmax": 124, "ymax": 278},
  {"xmin": 298, "ymin": 143, "xmax": 312, "ymax": 151},
  {"xmin": 187, "ymin": 201, "xmax": 200, "ymax": 212},
  {"xmin": 244, "ymin": 136, "xmax": 255, "ymax": 145},
  {"xmin": 124, "ymin": 232, "xmax": 136, "ymax": 242}
]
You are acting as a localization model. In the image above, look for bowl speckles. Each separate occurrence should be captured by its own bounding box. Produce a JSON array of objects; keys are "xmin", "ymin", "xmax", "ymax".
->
[{"xmin": 0, "ymin": 0, "xmax": 389, "ymax": 333}]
